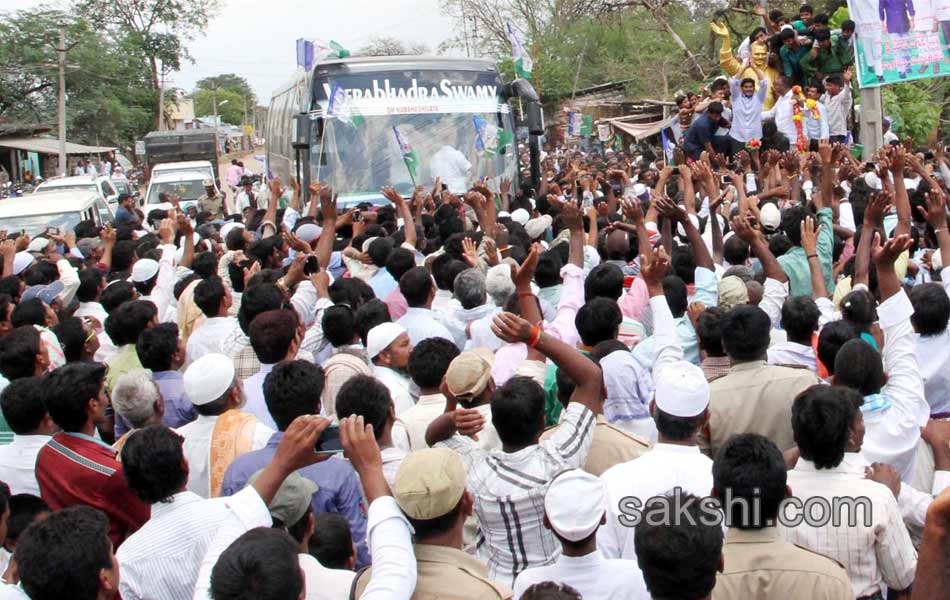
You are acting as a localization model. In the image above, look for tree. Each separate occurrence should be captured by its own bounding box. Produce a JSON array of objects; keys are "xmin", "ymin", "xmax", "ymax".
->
[
  {"xmin": 73, "ymin": 0, "xmax": 221, "ymax": 128},
  {"xmin": 0, "ymin": 9, "xmax": 155, "ymax": 149},
  {"xmin": 883, "ymin": 83, "xmax": 941, "ymax": 145},
  {"xmin": 196, "ymin": 74, "xmax": 256, "ymax": 107},
  {"xmin": 357, "ymin": 37, "xmax": 430, "ymax": 57},
  {"xmin": 193, "ymin": 88, "xmax": 246, "ymax": 126}
]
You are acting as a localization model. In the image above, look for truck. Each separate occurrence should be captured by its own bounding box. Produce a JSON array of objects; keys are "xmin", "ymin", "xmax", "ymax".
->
[
  {"xmin": 266, "ymin": 55, "xmax": 544, "ymax": 208},
  {"xmin": 142, "ymin": 129, "xmax": 220, "ymax": 185}
]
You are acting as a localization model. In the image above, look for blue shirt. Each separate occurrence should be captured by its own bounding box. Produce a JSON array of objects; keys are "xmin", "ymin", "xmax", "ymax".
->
[
  {"xmin": 219, "ymin": 431, "xmax": 370, "ymax": 568},
  {"xmin": 368, "ymin": 268, "xmax": 398, "ymax": 300},
  {"xmin": 114, "ymin": 205, "xmax": 138, "ymax": 226},
  {"xmin": 152, "ymin": 371, "xmax": 197, "ymax": 429},
  {"xmin": 683, "ymin": 114, "xmax": 720, "ymax": 157}
]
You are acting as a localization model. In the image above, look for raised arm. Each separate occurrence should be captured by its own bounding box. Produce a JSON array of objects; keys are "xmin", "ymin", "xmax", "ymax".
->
[
  {"xmin": 920, "ymin": 190, "xmax": 950, "ymax": 271},
  {"xmin": 801, "ymin": 216, "xmax": 829, "ymax": 299},
  {"xmin": 316, "ymin": 185, "xmax": 337, "ymax": 270},
  {"xmin": 381, "ymin": 186, "xmax": 417, "ymax": 249},
  {"xmin": 655, "ymin": 196, "xmax": 713, "ymax": 270},
  {"xmin": 261, "ymin": 177, "xmax": 282, "ymax": 238},
  {"xmin": 855, "ymin": 191, "xmax": 891, "ymax": 288},
  {"xmin": 889, "ymin": 146, "xmax": 913, "ymax": 237}
]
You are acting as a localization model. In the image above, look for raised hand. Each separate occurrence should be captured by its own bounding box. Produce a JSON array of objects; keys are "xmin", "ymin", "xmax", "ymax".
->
[
  {"xmin": 513, "ymin": 242, "xmax": 541, "ymax": 290},
  {"xmin": 654, "ymin": 196, "xmax": 688, "ymax": 222},
  {"xmin": 731, "ymin": 213, "xmax": 764, "ymax": 245},
  {"xmin": 620, "ymin": 196, "xmax": 644, "ymax": 224},
  {"xmin": 490, "ymin": 311, "xmax": 536, "ymax": 344},
  {"xmin": 640, "ymin": 245, "xmax": 671, "ymax": 290},
  {"xmin": 871, "ymin": 232, "xmax": 913, "ymax": 267},
  {"xmin": 461, "ymin": 237, "xmax": 479, "ymax": 268},
  {"xmin": 380, "ymin": 186, "xmax": 406, "ymax": 207},
  {"xmin": 864, "ymin": 191, "xmax": 892, "ymax": 228},
  {"xmin": 919, "ymin": 191, "xmax": 948, "ymax": 229},
  {"xmin": 800, "ymin": 216, "xmax": 822, "ymax": 256}
]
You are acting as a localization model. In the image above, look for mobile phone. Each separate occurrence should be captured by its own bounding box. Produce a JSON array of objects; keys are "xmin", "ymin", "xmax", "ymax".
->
[
  {"xmin": 353, "ymin": 209, "xmax": 362, "ymax": 222},
  {"xmin": 303, "ymin": 255, "xmax": 319, "ymax": 276},
  {"xmin": 315, "ymin": 425, "xmax": 343, "ymax": 455},
  {"xmin": 45, "ymin": 227, "xmax": 59, "ymax": 237},
  {"xmin": 721, "ymin": 175, "xmax": 731, "ymax": 185}
]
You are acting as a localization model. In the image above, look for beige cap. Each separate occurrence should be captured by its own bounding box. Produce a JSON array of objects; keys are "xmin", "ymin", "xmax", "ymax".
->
[
  {"xmin": 444, "ymin": 348, "xmax": 494, "ymax": 400},
  {"xmin": 248, "ymin": 469, "xmax": 318, "ymax": 526},
  {"xmin": 718, "ymin": 275, "xmax": 749, "ymax": 311},
  {"xmin": 393, "ymin": 448, "xmax": 467, "ymax": 520}
]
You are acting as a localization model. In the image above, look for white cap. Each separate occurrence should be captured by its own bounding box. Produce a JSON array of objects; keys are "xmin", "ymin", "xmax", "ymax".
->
[
  {"xmin": 654, "ymin": 360, "xmax": 709, "ymax": 417},
  {"xmin": 184, "ymin": 353, "xmax": 236, "ymax": 406},
  {"xmin": 202, "ymin": 178, "xmax": 214, "ymax": 187},
  {"xmin": 295, "ymin": 223, "xmax": 323, "ymax": 243},
  {"xmin": 511, "ymin": 208, "xmax": 530, "ymax": 225},
  {"xmin": 544, "ymin": 469, "xmax": 607, "ymax": 542},
  {"xmin": 759, "ymin": 203, "xmax": 781, "ymax": 232},
  {"xmin": 632, "ymin": 183, "xmax": 649, "ymax": 199},
  {"xmin": 27, "ymin": 237, "xmax": 49, "ymax": 253},
  {"xmin": 12, "ymin": 251, "xmax": 33, "ymax": 275},
  {"xmin": 220, "ymin": 221, "xmax": 245, "ymax": 241},
  {"xmin": 864, "ymin": 172, "xmax": 883, "ymax": 191},
  {"xmin": 525, "ymin": 215, "xmax": 553, "ymax": 240},
  {"xmin": 130, "ymin": 258, "xmax": 159, "ymax": 283},
  {"xmin": 498, "ymin": 210, "xmax": 511, "ymax": 219},
  {"xmin": 366, "ymin": 322, "xmax": 407, "ymax": 360}
]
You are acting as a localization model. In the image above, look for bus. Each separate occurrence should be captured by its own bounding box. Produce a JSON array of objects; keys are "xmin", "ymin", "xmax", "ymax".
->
[{"xmin": 266, "ymin": 55, "xmax": 542, "ymax": 207}]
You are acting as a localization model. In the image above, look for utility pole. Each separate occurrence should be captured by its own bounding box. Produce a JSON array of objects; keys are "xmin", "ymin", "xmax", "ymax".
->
[
  {"xmin": 859, "ymin": 87, "xmax": 883, "ymax": 160},
  {"xmin": 212, "ymin": 88, "xmax": 220, "ymax": 156},
  {"xmin": 57, "ymin": 26, "xmax": 67, "ymax": 176}
]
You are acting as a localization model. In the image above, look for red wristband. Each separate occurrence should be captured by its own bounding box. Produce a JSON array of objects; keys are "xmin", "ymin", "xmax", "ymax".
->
[
  {"xmin": 527, "ymin": 325, "xmax": 542, "ymax": 348},
  {"xmin": 518, "ymin": 291, "xmax": 535, "ymax": 299}
]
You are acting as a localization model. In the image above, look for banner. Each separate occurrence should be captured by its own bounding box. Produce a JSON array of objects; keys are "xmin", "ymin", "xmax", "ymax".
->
[
  {"xmin": 327, "ymin": 83, "xmax": 363, "ymax": 126},
  {"xmin": 566, "ymin": 112, "xmax": 583, "ymax": 137},
  {"xmin": 597, "ymin": 123, "xmax": 613, "ymax": 142},
  {"xmin": 847, "ymin": 0, "xmax": 950, "ymax": 88},
  {"xmin": 473, "ymin": 115, "xmax": 514, "ymax": 156}
]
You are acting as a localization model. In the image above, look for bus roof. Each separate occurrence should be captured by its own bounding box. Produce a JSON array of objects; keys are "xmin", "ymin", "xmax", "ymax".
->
[{"xmin": 313, "ymin": 55, "xmax": 498, "ymax": 75}]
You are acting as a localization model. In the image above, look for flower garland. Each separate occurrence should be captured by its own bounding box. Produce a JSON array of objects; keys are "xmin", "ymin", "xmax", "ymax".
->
[
  {"xmin": 745, "ymin": 139, "xmax": 761, "ymax": 152},
  {"xmin": 790, "ymin": 85, "xmax": 808, "ymax": 153}
]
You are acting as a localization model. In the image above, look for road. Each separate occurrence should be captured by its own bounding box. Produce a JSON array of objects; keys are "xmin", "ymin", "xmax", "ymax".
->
[{"xmin": 218, "ymin": 147, "xmax": 264, "ymax": 209}]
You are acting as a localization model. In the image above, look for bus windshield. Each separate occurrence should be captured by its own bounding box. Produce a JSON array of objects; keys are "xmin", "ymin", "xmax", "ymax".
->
[{"xmin": 309, "ymin": 68, "xmax": 517, "ymax": 204}]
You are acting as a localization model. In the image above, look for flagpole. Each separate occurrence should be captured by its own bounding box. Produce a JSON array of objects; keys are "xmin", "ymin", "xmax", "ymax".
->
[{"xmin": 314, "ymin": 120, "xmax": 327, "ymax": 191}]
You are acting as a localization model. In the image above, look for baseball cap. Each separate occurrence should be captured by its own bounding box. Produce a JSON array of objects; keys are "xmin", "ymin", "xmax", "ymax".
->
[
  {"xmin": 184, "ymin": 353, "xmax": 235, "ymax": 406},
  {"xmin": 21, "ymin": 280, "xmax": 64, "ymax": 305},
  {"xmin": 393, "ymin": 448, "xmax": 467, "ymax": 520},
  {"xmin": 544, "ymin": 469, "xmax": 607, "ymax": 542},
  {"xmin": 444, "ymin": 348, "xmax": 494, "ymax": 400},
  {"xmin": 654, "ymin": 360, "xmax": 709, "ymax": 417},
  {"xmin": 366, "ymin": 322, "xmax": 407, "ymax": 360},
  {"xmin": 248, "ymin": 469, "xmax": 318, "ymax": 526},
  {"xmin": 130, "ymin": 258, "xmax": 159, "ymax": 283},
  {"xmin": 759, "ymin": 203, "xmax": 781, "ymax": 232}
]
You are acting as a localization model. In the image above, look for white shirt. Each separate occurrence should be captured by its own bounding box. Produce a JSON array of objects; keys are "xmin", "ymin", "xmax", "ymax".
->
[
  {"xmin": 767, "ymin": 340, "xmax": 817, "ymax": 371},
  {"xmin": 242, "ymin": 363, "xmax": 279, "ymax": 430},
  {"xmin": 177, "ymin": 414, "xmax": 274, "ymax": 498},
  {"xmin": 0, "ymin": 434, "xmax": 49, "ymax": 496},
  {"xmin": 862, "ymin": 290, "xmax": 929, "ymax": 482},
  {"xmin": 73, "ymin": 301, "xmax": 109, "ymax": 327},
  {"xmin": 429, "ymin": 145, "xmax": 471, "ymax": 193},
  {"xmin": 0, "ymin": 584, "xmax": 28, "ymax": 600},
  {"xmin": 512, "ymin": 550, "xmax": 649, "ymax": 600},
  {"xmin": 397, "ymin": 307, "xmax": 462, "ymax": 350},
  {"xmin": 599, "ymin": 443, "xmax": 714, "ymax": 560},
  {"xmin": 381, "ymin": 445, "xmax": 407, "ymax": 488},
  {"xmin": 780, "ymin": 456, "xmax": 917, "ymax": 597},
  {"xmin": 185, "ymin": 316, "xmax": 239, "ymax": 365},
  {"xmin": 763, "ymin": 89, "xmax": 798, "ymax": 142},
  {"xmin": 193, "ymin": 488, "xmax": 416, "ymax": 600},
  {"xmin": 117, "ymin": 491, "xmax": 232, "ymax": 600},
  {"xmin": 392, "ymin": 393, "xmax": 447, "ymax": 451},
  {"xmin": 729, "ymin": 78, "xmax": 769, "ymax": 143},
  {"xmin": 915, "ymin": 267, "xmax": 950, "ymax": 415},
  {"xmin": 298, "ymin": 553, "xmax": 355, "ymax": 600},
  {"xmin": 373, "ymin": 366, "xmax": 415, "ymax": 415}
]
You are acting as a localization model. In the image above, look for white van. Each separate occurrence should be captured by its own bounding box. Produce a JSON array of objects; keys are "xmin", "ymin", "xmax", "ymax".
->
[{"xmin": 0, "ymin": 191, "xmax": 115, "ymax": 238}]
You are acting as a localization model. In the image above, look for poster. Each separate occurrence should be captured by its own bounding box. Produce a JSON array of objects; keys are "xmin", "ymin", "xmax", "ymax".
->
[{"xmin": 848, "ymin": 0, "xmax": 950, "ymax": 87}]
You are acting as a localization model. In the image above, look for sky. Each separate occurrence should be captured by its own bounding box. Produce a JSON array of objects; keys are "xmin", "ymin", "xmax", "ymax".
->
[{"xmin": 8, "ymin": 0, "xmax": 458, "ymax": 103}]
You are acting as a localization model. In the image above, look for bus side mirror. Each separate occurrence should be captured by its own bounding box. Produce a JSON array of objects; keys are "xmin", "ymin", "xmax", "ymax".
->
[
  {"xmin": 526, "ymin": 101, "xmax": 544, "ymax": 136},
  {"xmin": 293, "ymin": 114, "xmax": 310, "ymax": 149}
]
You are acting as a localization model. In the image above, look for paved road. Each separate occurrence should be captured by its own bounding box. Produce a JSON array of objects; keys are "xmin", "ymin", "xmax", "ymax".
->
[{"xmin": 218, "ymin": 147, "xmax": 264, "ymax": 210}]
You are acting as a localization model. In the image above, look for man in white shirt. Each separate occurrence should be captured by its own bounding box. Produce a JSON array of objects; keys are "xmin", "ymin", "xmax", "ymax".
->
[
  {"xmin": 820, "ymin": 71, "xmax": 853, "ymax": 144},
  {"xmin": 177, "ymin": 354, "xmax": 274, "ymax": 498},
  {"xmin": 833, "ymin": 236, "xmax": 929, "ymax": 481},
  {"xmin": 392, "ymin": 337, "xmax": 460, "ymax": 451},
  {"xmin": 242, "ymin": 309, "xmax": 302, "ymax": 430},
  {"xmin": 335, "ymin": 374, "xmax": 407, "ymax": 487},
  {"xmin": 397, "ymin": 266, "xmax": 464, "ymax": 349},
  {"xmin": 781, "ymin": 385, "xmax": 916, "ymax": 598},
  {"xmin": 909, "ymin": 271, "xmax": 950, "ymax": 416},
  {"xmin": 728, "ymin": 66, "xmax": 769, "ymax": 154},
  {"xmin": 366, "ymin": 322, "xmax": 415, "ymax": 415},
  {"xmin": 767, "ymin": 295, "xmax": 821, "ymax": 371},
  {"xmin": 599, "ymin": 278, "xmax": 714, "ymax": 561},
  {"xmin": 0, "ymin": 378, "xmax": 55, "ymax": 496},
  {"xmin": 430, "ymin": 144, "xmax": 472, "ymax": 194},
  {"xmin": 186, "ymin": 276, "xmax": 237, "ymax": 366},
  {"xmin": 762, "ymin": 76, "xmax": 798, "ymax": 144},
  {"xmin": 513, "ymin": 469, "xmax": 648, "ymax": 600},
  {"xmin": 116, "ymin": 425, "xmax": 234, "ymax": 600}
]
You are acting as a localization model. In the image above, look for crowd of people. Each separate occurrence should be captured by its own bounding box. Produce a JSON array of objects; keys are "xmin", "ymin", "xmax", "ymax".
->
[{"xmin": 2, "ymin": 13, "xmax": 950, "ymax": 596}]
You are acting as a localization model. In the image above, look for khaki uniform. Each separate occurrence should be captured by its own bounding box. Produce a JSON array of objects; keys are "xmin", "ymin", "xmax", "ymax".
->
[
  {"xmin": 541, "ymin": 414, "xmax": 651, "ymax": 476},
  {"xmin": 350, "ymin": 543, "xmax": 511, "ymax": 600},
  {"xmin": 198, "ymin": 193, "xmax": 224, "ymax": 219},
  {"xmin": 700, "ymin": 361, "xmax": 820, "ymax": 458},
  {"xmin": 713, "ymin": 528, "xmax": 853, "ymax": 600}
]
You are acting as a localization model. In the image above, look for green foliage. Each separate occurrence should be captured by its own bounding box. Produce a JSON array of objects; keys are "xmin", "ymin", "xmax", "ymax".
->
[
  {"xmin": 829, "ymin": 7, "xmax": 851, "ymax": 30},
  {"xmin": 0, "ymin": 8, "xmax": 156, "ymax": 149},
  {"xmin": 193, "ymin": 88, "xmax": 246, "ymax": 126},
  {"xmin": 197, "ymin": 74, "xmax": 256, "ymax": 107},
  {"xmin": 883, "ymin": 83, "xmax": 941, "ymax": 143}
]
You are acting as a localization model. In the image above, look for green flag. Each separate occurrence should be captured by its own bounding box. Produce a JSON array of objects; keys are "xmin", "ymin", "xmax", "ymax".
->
[
  {"xmin": 506, "ymin": 22, "xmax": 533, "ymax": 79},
  {"xmin": 393, "ymin": 126, "xmax": 418, "ymax": 184}
]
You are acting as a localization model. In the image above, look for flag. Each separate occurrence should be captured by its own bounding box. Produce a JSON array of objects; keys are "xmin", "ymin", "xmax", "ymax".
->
[
  {"xmin": 393, "ymin": 126, "xmax": 419, "ymax": 184},
  {"xmin": 580, "ymin": 115, "xmax": 593, "ymax": 137},
  {"xmin": 506, "ymin": 22, "xmax": 533, "ymax": 79},
  {"xmin": 661, "ymin": 128, "xmax": 675, "ymax": 165},
  {"xmin": 297, "ymin": 39, "xmax": 350, "ymax": 71},
  {"xmin": 473, "ymin": 116, "xmax": 514, "ymax": 156},
  {"xmin": 567, "ymin": 112, "xmax": 583, "ymax": 137},
  {"xmin": 327, "ymin": 83, "xmax": 363, "ymax": 127}
]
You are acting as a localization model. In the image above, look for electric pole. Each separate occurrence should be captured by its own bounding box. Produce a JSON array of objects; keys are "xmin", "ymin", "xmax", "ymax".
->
[
  {"xmin": 57, "ymin": 26, "xmax": 67, "ymax": 176},
  {"xmin": 212, "ymin": 87, "xmax": 220, "ymax": 156}
]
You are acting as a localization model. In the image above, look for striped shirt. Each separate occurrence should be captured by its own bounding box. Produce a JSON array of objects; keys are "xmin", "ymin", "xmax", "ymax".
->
[
  {"xmin": 438, "ymin": 402, "xmax": 596, "ymax": 587},
  {"xmin": 780, "ymin": 456, "xmax": 917, "ymax": 597}
]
